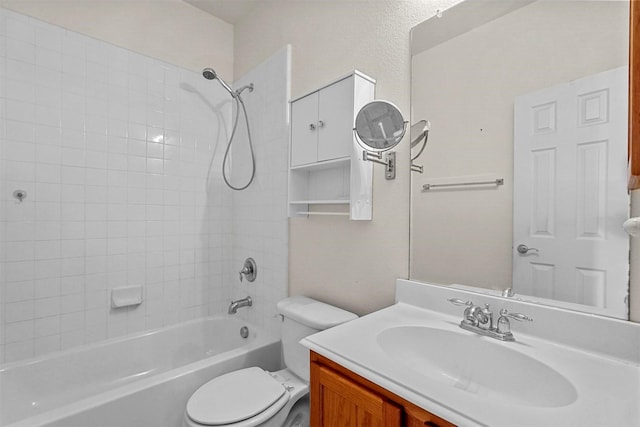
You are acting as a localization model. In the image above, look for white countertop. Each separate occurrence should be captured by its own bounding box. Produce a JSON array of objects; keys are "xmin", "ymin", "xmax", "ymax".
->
[{"xmin": 301, "ymin": 280, "xmax": 640, "ymax": 427}]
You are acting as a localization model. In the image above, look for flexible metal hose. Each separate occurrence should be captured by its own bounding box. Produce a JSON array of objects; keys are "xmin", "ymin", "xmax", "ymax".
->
[{"xmin": 222, "ymin": 94, "xmax": 255, "ymax": 191}]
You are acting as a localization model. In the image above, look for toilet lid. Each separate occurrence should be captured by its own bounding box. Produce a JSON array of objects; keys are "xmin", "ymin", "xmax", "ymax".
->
[{"xmin": 187, "ymin": 367, "xmax": 287, "ymax": 425}]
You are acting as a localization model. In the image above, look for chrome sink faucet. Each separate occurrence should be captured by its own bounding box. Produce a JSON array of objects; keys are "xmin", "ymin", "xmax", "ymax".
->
[{"xmin": 448, "ymin": 298, "xmax": 532, "ymax": 341}]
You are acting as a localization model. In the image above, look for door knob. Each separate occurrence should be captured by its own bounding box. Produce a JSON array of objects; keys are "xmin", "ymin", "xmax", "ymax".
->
[{"xmin": 516, "ymin": 244, "xmax": 539, "ymax": 254}]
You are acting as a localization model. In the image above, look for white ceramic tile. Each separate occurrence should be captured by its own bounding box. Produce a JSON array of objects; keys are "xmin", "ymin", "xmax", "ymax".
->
[
  {"xmin": 61, "ymin": 202, "xmax": 85, "ymax": 221},
  {"xmin": 35, "ymin": 259, "xmax": 61, "ymax": 280},
  {"xmin": 62, "ymin": 128, "xmax": 85, "ymax": 149},
  {"xmin": 60, "ymin": 276, "xmax": 84, "ymax": 295},
  {"xmin": 35, "ymin": 240, "xmax": 61, "ymax": 259},
  {"xmin": 5, "ymin": 300, "xmax": 35, "ymax": 323},
  {"xmin": 35, "ymin": 144, "xmax": 62, "ymax": 164},
  {"xmin": 35, "ymin": 315, "xmax": 60, "ymax": 337},
  {"xmin": 5, "ymin": 119, "xmax": 35, "ymax": 142},
  {"xmin": 6, "ymin": 58, "xmax": 35, "ymax": 83},
  {"xmin": 35, "ymin": 183, "xmax": 60, "ymax": 202},
  {"xmin": 35, "ymin": 202, "xmax": 61, "ymax": 222},
  {"xmin": 34, "ymin": 335, "xmax": 61, "ymax": 356},
  {"xmin": 5, "ymin": 280, "xmax": 35, "ymax": 302},
  {"xmin": 5, "ymin": 260, "xmax": 35, "ymax": 282},
  {"xmin": 85, "ymin": 239, "xmax": 107, "ymax": 257},
  {"xmin": 85, "ymin": 150, "xmax": 107, "ymax": 169},
  {"xmin": 6, "ymin": 37, "xmax": 34, "ymax": 63},
  {"xmin": 34, "ymin": 221, "xmax": 61, "ymax": 241},
  {"xmin": 35, "ymin": 278, "xmax": 61, "ymax": 299},
  {"xmin": 5, "ymin": 140, "xmax": 35, "ymax": 162},
  {"xmin": 5, "ymin": 341, "xmax": 34, "ymax": 363},
  {"xmin": 62, "ymin": 32, "xmax": 85, "ymax": 59},
  {"xmin": 34, "ymin": 296, "xmax": 60, "ymax": 318},
  {"xmin": 5, "ymin": 241, "xmax": 35, "ymax": 262},
  {"xmin": 35, "ymin": 124, "xmax": 62, "ymax": 146},
  {"xmin": 36, "ymin": 163, "xmax": 61, "ymax": 183}
]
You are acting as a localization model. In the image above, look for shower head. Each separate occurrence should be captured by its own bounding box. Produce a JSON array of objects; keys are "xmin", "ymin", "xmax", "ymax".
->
[
  {"xmin": 202, "ymin": 67, "xmax": 235, "ymax": 97},
  {"xmin": 202, "ymin": 67, "xmax": 217, "ymax": 80}
]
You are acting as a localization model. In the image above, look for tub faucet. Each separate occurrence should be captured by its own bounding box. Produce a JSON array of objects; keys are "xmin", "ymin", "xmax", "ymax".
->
[{"xmin": 228, "ymin": 296, "xmax": 252, "ymax": 314}]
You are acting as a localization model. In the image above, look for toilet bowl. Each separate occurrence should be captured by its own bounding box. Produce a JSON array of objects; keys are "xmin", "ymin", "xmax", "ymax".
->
[
  {"xmin": 183, "ymin": 368, "xmax": 307, "ymax": 427},
  {"xmin": 183, "ymin": 296, "xmax": 357, "ymax": 427}
]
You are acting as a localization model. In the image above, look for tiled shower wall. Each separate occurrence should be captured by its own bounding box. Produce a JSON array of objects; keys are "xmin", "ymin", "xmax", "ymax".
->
[
  {"xmin": 0, "ymin": 8, "xmax": 242, "ymax": 363},
  {"xmin": 227, "ymin": 46, "xmax": 290, "ymax": 339}
]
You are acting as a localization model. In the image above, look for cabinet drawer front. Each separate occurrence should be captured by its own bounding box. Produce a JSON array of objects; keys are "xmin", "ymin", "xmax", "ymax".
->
[{"xmin": 291, "ymin": 91, "xmax": 319, "ymax": 167}]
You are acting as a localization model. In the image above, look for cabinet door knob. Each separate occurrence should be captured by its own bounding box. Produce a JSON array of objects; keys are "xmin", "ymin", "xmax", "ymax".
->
[
  {"xmin": 309, "ymin": 123, "xmax": 316, "ymax": 131},
  {"xmin": 317, "ymin": 120, "xmax": 325, "ymax": 128}
]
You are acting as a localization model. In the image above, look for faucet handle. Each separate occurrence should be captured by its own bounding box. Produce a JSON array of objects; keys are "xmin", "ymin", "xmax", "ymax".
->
[
  {"xmin": 499, "ymin": 308, "xmax": 533, "ymax": 322},
  {"xmin": 448, "ymin": 298, "xmax": 472, "ymax": 306},
  {"xmin": 238, "ymin": 258, "xmax": 257, "ymax": 282}
]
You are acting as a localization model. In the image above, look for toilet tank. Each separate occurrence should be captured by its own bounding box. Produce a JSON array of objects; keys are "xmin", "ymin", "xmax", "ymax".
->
[{"xmin": 277, "ymin": 296, "xmax": 357, "ymax": 382}]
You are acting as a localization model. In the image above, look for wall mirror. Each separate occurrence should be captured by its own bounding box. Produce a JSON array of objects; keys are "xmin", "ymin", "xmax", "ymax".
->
[
  {"xmin": 355, "ymin": 100, "xmax": 407, "ymax": 180},
  {"xmin": 410, "ymin": 0, "xmax": 633, "ymax": 320},
  {"xmin": 355, "ymin": 100, "xmax": 406, "ymax": 151}
]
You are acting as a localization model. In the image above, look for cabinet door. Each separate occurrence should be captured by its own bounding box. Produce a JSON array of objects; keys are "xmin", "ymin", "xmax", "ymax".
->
[
  {"xmin": 405, "ymin": 405, "xmax": 457, "ymax": 427},
  {"xmin": 311, "ymin": 363, "xmax": 402, "ymax": 427},
  {"xmin": 317, "ymin": 76, "xmax": 355, "ymax": 162},
  {"xmin": 291, "ymin": 91, "xmax": 319, "ymax": 167}
]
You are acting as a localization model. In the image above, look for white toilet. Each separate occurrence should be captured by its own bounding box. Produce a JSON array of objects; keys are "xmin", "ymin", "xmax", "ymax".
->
[{"xmin": 183, "ymin": 296, "xmax": 357, "ymax": 427}]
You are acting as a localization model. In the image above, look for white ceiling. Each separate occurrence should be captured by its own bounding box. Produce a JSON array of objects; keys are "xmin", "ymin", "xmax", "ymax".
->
[{"xmin": 183, "ymin": 0, "xmax": 260, "ymax": 24}]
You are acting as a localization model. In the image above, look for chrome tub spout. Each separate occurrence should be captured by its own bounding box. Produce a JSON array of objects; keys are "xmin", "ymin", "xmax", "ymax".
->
[{"xmin": 228, "ymin": 296, "xmax": 253, "ymax": 314}]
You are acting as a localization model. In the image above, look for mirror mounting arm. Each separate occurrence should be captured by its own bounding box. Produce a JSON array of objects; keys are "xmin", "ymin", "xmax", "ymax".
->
[{"xmin": 363, "ymin": 150, "xmax": 396, "ymax": 180}]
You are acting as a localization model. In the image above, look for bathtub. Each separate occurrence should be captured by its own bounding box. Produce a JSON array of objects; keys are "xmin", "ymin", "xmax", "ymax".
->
[{"xmin": 0, "ymin": 316, "xmax": 282, "ymax": 427}]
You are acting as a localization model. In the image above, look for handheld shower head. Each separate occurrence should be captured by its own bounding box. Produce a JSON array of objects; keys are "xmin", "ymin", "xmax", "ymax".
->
[
  {"xmin": 202, "ymin": 67, "xmax": 234, "ymax": 97},
  {"xmin": 202, "ymin": 68, "xmax": 217, "ymax": 80}
]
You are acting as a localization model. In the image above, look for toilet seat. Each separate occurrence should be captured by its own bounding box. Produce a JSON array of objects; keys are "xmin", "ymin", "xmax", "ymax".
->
[{"xmin": 187, "ymin": 367, "xmax": 289, "ymax": 426}]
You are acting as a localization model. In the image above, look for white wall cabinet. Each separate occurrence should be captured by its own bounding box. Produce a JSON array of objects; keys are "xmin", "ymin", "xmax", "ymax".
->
[{"xmin": 288, "ymin": 71, "xmax": 375, "ymax": 220}]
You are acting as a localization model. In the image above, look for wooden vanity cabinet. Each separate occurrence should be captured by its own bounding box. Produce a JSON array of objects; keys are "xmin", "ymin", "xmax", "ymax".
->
[{"xmin": 310, "ymin": 351, "xmax": 456, "ymax": 427}]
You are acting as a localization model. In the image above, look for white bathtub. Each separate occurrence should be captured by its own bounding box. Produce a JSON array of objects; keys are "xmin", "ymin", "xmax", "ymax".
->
[{"xmin": 0, "ymin": 316, "xmax": 282, "ymax": 427}]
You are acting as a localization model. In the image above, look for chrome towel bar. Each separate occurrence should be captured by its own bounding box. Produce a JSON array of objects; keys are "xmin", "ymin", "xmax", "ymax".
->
[{"xmin": 422, "ymin": 178, "xmax": 504, "ymax": 191}]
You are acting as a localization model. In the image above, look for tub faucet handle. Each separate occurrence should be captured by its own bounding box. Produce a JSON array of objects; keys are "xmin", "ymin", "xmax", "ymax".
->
[{"xmin": 238, "ymin": 258, "xmax": 257, "ymax": 282}]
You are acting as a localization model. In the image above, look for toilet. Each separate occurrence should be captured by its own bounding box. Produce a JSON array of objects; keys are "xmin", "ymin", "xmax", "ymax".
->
[{"xmin": 183, "ymin": 296, "xmax": 357, "ymax": 427}]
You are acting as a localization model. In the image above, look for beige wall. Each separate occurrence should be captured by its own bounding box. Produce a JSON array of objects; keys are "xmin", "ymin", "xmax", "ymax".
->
[
  {"xmin": 234, "ymin": 0, "xmax": 461, "ymax": 316},
  {"xmin": 0, "ymin": 0, "xmax": 233, "ymax": 77}
]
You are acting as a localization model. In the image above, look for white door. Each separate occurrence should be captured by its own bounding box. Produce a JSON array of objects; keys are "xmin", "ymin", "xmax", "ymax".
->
[{"xmin": 513, "ymin": 66, "xmax": 629, "ymax": 318}]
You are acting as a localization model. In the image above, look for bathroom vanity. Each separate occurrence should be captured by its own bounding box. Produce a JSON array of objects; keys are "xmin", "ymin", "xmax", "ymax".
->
[
  {"xmin": 302, "ymin": 280, "xmax": 640, "ymax": 427},
  {"xmin": 310, "ymin": 351, "xmax": 454, "ymax": 426}
]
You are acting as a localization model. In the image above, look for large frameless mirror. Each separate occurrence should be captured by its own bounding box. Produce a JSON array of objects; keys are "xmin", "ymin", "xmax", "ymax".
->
[{"xmin": 410, "ymin": 0, "xmax": 631, "ymax": 320}]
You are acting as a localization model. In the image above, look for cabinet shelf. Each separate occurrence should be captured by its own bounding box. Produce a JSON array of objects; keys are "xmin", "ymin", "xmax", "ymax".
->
[
  {"xmin": 289, "ymin": 157, "xmax": 350, "ymax": 171},
  {"xmin": 290, "ymin": 199, "xmax": 349, "ymax": 205}
]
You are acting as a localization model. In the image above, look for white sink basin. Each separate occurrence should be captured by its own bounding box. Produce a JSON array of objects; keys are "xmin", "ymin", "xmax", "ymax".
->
[{"xmin": 377, "ymin": 326, "xmax": 578, "ymax": 408}]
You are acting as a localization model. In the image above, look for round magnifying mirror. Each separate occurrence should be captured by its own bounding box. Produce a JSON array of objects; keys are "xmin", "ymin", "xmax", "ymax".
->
[{"xmin": 354, "ymin": 100, "xmax": 406, "ymax": 151}]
